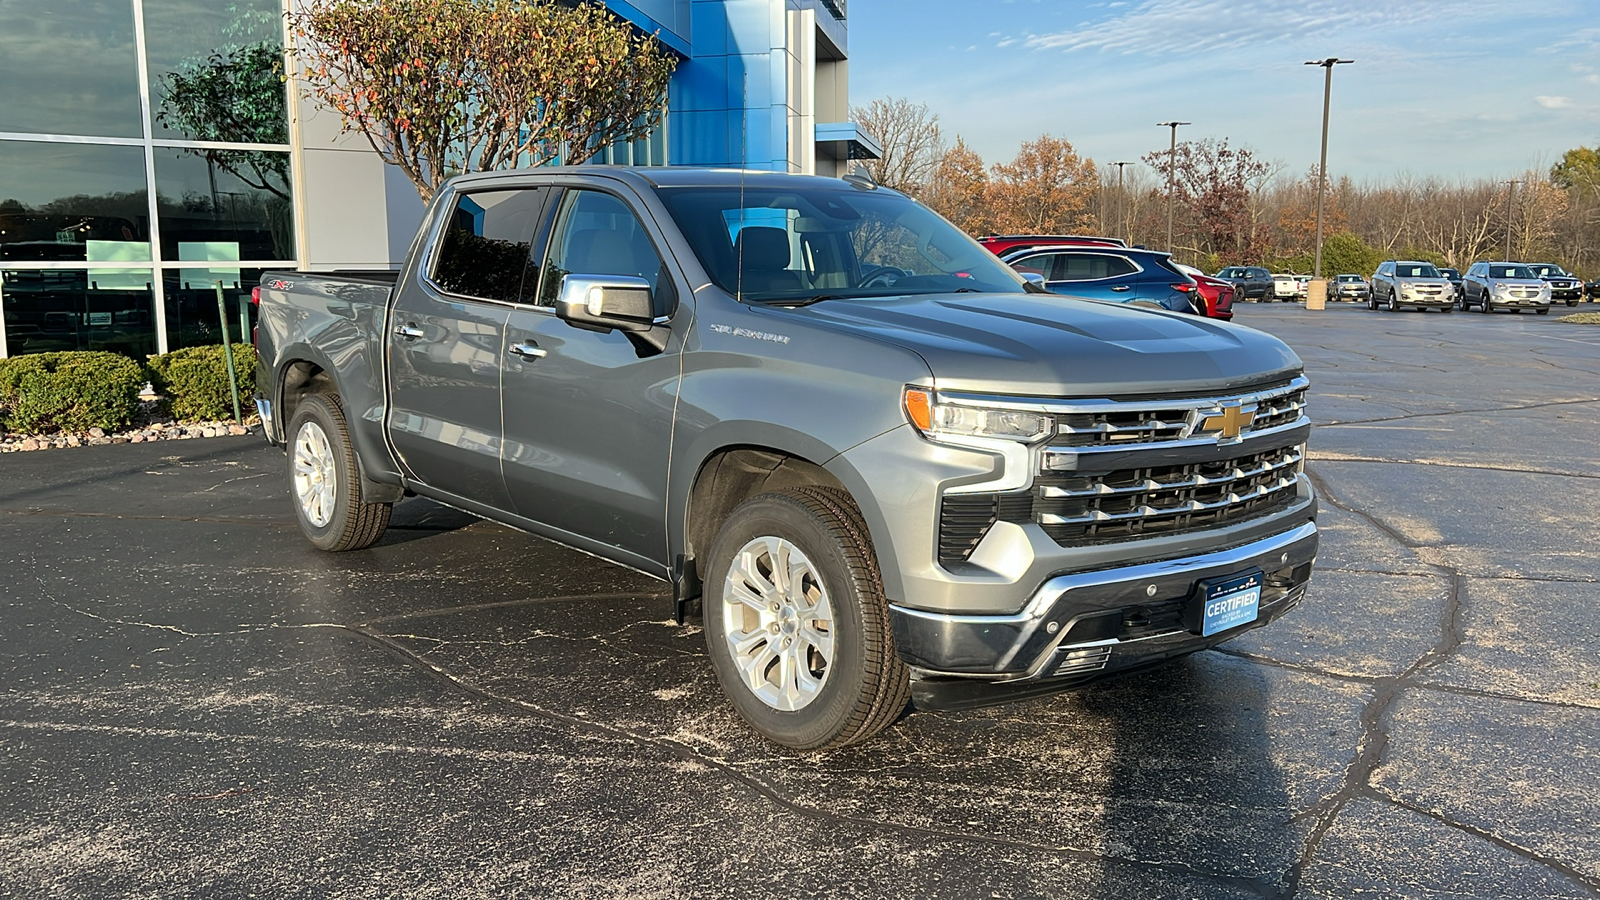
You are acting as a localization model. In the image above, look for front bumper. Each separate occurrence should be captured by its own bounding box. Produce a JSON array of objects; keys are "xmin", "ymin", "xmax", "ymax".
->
[{"xmin": 891, "ymin": 521, "xmax": 1317, "ymax": 710}]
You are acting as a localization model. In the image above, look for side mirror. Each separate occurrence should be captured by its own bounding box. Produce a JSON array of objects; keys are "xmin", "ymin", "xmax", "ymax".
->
[
  {"xmin": 556, "ymin": 275, "xmax": 658, "ymax": 332},
  {"xmin": 1019, "ymin": 271, "xmax": 1047, "ymax": 286},
  {"xmin": 554, "ymin": 274, "xmax": 669, "ymax": 354}
]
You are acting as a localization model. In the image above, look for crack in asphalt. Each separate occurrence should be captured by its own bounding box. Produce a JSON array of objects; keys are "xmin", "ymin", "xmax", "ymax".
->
[
  {"xmin": 1272, "ymin": 468, "xmax": 1599, "ymax": 898},
  {"xmin": 333, "ymin": 624, "xmax": 1291, "ymax": 899},
  {"xmin": 1314, "ymin": 395, "xmax": 1599, "ymax": 429},
  {"xmin": 1305, "ymin": 451, "xmax": 1600, "ymax": 480}
]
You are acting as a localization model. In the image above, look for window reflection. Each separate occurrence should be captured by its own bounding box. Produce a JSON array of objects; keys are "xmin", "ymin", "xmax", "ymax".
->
[
  {"xmin": 2, "ymin": 268, "xmax": 156, "ymax": 358},
  {"xmin": 155, "ymin": 149, "xmax": 294, "ymax": 261},
  {"xmin": 0, "ymin": 0, "xmax": 143, "ymax": 138},
  {"xmin": 145, "ymin": 0, "xmax": 287, "ymax": 144},
  {"xmin": 0, "ymin": 141, "xmax": 151, "ymax": 257},
  {"xmin": 161, "ymin": 267, "xmax": 263, "ymax": 350}
]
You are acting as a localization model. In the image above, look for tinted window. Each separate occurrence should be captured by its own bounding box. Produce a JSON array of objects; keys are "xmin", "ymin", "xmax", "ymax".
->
[
  {"xmin": 144, "ymin": 0, "xmax": 287, "ymax": 143},
  {"xmin": 0, "ymin": 140, "xmax": 150, "ymax": 259},
  {"xmin": 1057, "ymin": 253, "xmax": 1137, "ymax": 281},
  {"xmin": 154, "ymin": 148, "xmax": 294, "ymax": 261},
  {"xmin": 1010, "ymin": 253, "xmax": 1058, "ymax": 280},
  {"xmin": 539, "ymin": 189, "xmax": 670, "ymax": 312},
  {"xmin": 432, "ymin": 189, "xmax": 544, "ymax": 302},
  {"xmin": 2, "ymin": 268, "xmax": 156, "ymax": 358},
  {"xmin": 0, "ymin": 0, "xmax": 144, "ymax": 138}
]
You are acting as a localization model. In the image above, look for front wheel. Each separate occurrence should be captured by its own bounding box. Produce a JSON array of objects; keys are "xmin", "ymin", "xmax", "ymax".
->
[
  {"xmin": 1388, "ymin": 292, "xmax": 1400, "ymax": 312},
  {"xmin": 1538, "ymin": 307, "xmax": 1550, "ymax": 315},
  {"xmin": 703, "ymin": 487, "xmax": 909, "ymax": 750},
  {"xmin": 286, "ymin": 393, "xmax": 392, "ymax": 551}
]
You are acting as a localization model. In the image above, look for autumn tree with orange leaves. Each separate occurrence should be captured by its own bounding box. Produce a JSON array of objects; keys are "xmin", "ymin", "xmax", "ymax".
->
[
  {"xmin": 985, "ymin": 136, "xmax": 1099, "ymax": 235},
  {"xmin": 290, "ymin": 0, "xmax": 675, "ymax": 203}
]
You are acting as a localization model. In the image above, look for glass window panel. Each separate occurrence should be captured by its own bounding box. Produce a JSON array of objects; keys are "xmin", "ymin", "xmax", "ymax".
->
[
  {"xmin": 161, "ymin": 267, "xmax": 265, "ymax": 350},
  {"xmin": 0, "ymin": 0, "xmax": 143, "ymax": 138},
  {"xmin": 431, "ymin": 190, "xmax": 545, "ymax": 303},
  {"xmin": 2, "ymin": 267, "xmax": 156, "ymax": 358},
  {"xmin": 540, "ymin": 190, "xmax": 669, "ymax": 310},
  {"xmin": 154, "ymin": 148, "xmax": 294, "ymax": 261},
  {"xmin": 0, "ymin": 140, "xmax": 151, "ymax": 260},
  {"xmin": 144, "ymin": 0, "xmax": 288, "ymax": 144}
]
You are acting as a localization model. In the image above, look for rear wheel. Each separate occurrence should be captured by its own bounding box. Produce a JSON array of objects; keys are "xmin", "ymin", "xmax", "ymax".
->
[
  {"xmin": 703, "ymin": 487, "xmax": 909, "ymax": 750},
  {"xmin": 287, "ymin": 393, "xmax": 392, "ymax": 551}
]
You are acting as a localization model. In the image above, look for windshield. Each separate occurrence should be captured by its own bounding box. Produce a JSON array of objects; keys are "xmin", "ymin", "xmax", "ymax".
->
[
  {"xmin": 1529, "ymin": 264, "xmax": 1566, "ymax": 277},
  {"xmin": 655, "ymin": 185, "xmax": 1025, "ymax": 302},
  {"xmin": 1395, "ymin": 264, "xmax": 1441, "ymax": 278},
  {"xmin": 1439, "ymin": 268, "xmax": 1460, "ymax": 278},
  {"xmin": 1338, "ymin": 275, "xmax": 1361, "ymax": 282},
  {"xmin": 1489, "ymin": 265, "xmax": 1535, "ymax": 279}
]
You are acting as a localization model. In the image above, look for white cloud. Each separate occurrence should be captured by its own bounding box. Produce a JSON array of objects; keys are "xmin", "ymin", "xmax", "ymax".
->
[
  {"xmin": 1535, "ymin": 95, "xmax": 1572, "ymax": 108},
  {"xmin": 1021, "ymin": 0, "xmax": 1503, "ymax": 55}
]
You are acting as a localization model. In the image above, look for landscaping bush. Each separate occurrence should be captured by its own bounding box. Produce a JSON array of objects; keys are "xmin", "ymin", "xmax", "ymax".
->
[
  {"xmin": 0, "ymin": 351, "xmax": 146, "ymax": 434},
  {"xmin": 147, "ymin": 343, "xmax": 257, "ymax": 421}
]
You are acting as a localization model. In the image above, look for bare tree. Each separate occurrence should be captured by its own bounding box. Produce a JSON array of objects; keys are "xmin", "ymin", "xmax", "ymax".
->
[{"xmin": 850, "ymin": 97, "xmax": 943, "ymax": 194}]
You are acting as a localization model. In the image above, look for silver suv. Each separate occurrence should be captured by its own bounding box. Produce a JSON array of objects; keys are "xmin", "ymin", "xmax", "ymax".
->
[
  {"xmin": 1463, "ymin": 262, "xmax": 1551, "ymax": 314},
  {"xmin": 1369, "ymin": 260, "xmax": 1455, "ymax": 313}
]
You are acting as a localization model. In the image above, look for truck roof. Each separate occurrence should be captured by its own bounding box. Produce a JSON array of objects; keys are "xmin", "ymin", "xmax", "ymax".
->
[{"xmin": 446, "ymin": 165, "xmax": 892, "ymax": 194}]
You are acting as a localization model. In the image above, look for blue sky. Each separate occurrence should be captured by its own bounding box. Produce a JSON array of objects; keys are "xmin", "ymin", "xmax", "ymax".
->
[{"xmin": 848, "ymin": 0, "xmax": 1600, "ymax": 184}]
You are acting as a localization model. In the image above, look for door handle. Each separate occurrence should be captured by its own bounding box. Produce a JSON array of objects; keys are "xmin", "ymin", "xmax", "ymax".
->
[
  {"xmin": 393, "ymin": 324, "xmax": 424, "ymax": 340},
  {"xmin": 1111, "ymin": 285, "xmax": 1131, "ymax": 292},
  {"xmin": 509, "ymin": 341, "xmax": 547, "ymax": 360}
]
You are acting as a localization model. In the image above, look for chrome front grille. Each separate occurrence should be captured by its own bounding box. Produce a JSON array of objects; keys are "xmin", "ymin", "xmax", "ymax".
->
[
  {"xmin": 1048, "ymin": 377, "xmax": 1307, "ymax": 450},
  {"xmin": 1036, "ymin": 444, "xmax": 1304, "ymax": 543},
  {"xmin": 933, "ymin": 377, "xmax": 1311, "ymax": 565}
]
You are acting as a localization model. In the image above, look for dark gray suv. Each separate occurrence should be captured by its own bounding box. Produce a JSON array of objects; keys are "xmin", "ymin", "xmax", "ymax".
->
[
  {"xmin": 1215, "ymin": 266, "xmax": 1273, "ymax": 302},
  {"xmin": 1369, "ymin": 260, "xmax": 1455, "ymax": 312}
]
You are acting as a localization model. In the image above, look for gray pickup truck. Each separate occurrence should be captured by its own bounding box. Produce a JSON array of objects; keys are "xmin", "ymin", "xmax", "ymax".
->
[{"xmin": 254, "ymin": 167, "xmax": 1318, "ymax": 750}]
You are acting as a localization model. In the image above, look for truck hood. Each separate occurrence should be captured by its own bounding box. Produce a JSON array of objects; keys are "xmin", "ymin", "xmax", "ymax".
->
[{"xmin": 781, "ymin": 292, "xmax": 1303, "ymax": 396}]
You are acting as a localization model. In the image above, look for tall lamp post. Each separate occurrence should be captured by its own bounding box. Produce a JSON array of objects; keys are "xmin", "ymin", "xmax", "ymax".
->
[
  {"xmin": 1502, "ymin": 179, "xmax": 1519, "ymax": 260},
  {"xmin": 1157, "ymin": 122, "xmax": 1189, "ymax": 254},
  {"xmin": 1112, "ymin": 161, "xmax": 1133, "ymax": 241},
  {"xmin": 1306, "ymin": 57, "xmax": 1353, "ymax": 279}
]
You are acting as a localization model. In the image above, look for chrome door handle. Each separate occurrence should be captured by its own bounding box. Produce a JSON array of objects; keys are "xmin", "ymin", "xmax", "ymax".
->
[
  {"xmin": 509, "ymin": 341, "xmax": 547, "ymax": 360},
  {"xmin": 1111, "ymin": 285, "xmax": 1131, "ymax": 292},
  {"xmin": 393, "ymin": 324, "xmax": 424, "ymax": 340}
]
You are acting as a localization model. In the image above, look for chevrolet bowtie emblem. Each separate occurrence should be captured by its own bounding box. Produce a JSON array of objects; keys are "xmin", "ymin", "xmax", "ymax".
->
[{"xmin": 1201, "ymin": 405, "xmax": 1256, "ymax": 440}]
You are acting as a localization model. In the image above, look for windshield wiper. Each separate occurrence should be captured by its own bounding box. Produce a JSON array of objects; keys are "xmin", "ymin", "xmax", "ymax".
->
[{"xmin": 751, "ymin": 294, "xmax": 844, "ymax": 308}]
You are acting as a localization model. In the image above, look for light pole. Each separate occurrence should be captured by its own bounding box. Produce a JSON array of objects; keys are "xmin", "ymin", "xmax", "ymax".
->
[
  {"xmin": 1502, "ymin": 179, "xmax": 1519, "ymax": 260},
  {"xmin": 1306, "ymin": 57, "xmax": 1353, "ymax": 279},
  {"xmin": 1157, "ymin": 122, "xmax": 1189, "ymax": 254},
  {"xmin": 1112, "ymin": 161, "xmax": 1133, "ymax": 241}
]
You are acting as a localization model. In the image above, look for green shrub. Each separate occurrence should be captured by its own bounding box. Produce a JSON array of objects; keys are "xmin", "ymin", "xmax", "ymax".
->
[
  {"xmin": 147, "ymin": 343, "xmax": 257, "ymax": 421},
  {"xmin": 0, "ymin": 351, "xmax": 146, "ymax": 434}
]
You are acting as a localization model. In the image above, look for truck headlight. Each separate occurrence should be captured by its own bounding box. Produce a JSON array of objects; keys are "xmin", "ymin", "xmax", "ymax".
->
[{"xmin": 904, "ymin": 388, "xmax": 1054, "ymax": 443}]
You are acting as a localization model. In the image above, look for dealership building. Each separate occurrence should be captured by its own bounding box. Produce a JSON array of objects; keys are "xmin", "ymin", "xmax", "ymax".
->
[{"xmin": 0, "ymin": 0, "xmax": 877, "ymax": 358}]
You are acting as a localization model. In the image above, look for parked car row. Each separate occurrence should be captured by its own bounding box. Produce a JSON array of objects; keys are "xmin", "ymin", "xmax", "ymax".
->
[
  {"xmin": 1361, "ymin": 258, "xmax": 1589, "ymax": 314},
  {"xmin": 981, "ymin": 235, "xmax": 1220, "ymax": 318}
]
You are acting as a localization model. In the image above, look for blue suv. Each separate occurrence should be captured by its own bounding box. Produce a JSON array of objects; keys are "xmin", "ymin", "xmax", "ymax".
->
[{"xmin": 1002, "ymin": 245, "xmax": 1201, "ymax": 313}]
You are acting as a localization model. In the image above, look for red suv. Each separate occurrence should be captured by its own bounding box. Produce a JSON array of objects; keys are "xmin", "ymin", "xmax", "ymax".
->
[{"xmin": 977, "ymin": 234, "xmax": 1127, "ymax": 257}]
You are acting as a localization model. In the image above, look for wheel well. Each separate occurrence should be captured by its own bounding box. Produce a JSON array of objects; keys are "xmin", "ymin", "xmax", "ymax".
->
[
  {"xmin": 685, "ymin": 447, "xmax": 848, "ymax": 583},
  {"xmin": 278, "ymin": 361, "xmax": 335, "ymax": 438}
]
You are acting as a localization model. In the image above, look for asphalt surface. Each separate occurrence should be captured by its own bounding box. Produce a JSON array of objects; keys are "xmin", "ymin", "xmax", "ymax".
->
[{"xmin": 2, "ymin": 301, "xmax": 1598, "ymax": 898}]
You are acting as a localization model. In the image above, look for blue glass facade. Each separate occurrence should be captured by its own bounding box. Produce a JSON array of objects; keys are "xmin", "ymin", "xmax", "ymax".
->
[{"xmin": 604, "ymin": 0, "xmax": 875, "ymax": 174}]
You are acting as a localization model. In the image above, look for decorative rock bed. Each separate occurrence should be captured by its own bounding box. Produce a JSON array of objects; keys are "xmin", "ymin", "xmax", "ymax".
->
[{"xmin": 1, "ymin": 399, "xmax": 256, "ymax": 453}]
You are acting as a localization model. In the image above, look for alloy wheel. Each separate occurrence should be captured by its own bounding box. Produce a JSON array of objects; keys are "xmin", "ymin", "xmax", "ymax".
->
[{"xmin": 719, "ymin": 535, "xmax": 835, "ymax": 712}]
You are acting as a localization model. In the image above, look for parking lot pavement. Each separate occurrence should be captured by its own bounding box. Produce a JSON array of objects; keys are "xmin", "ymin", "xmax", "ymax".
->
[{"xmin": 1, "ymin": 302, "xmax": 1597, "ymax": 898}]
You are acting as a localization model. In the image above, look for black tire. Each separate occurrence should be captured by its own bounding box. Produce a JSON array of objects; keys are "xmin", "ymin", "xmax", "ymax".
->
[
  {"xmin": 1537, "ymin": 307, "xmax": 1550, "ymax": 315},
  {"xmin": 1440, "ymin": 304, "xmax": 1453, "ymax": 313},
  {"xmin": 286, "ymin": 392, "xmax": 392, "ymax": 551},
  {"xmin": 1388, "ymin": 292, "xmax": 1400, "ymax": 312},
  {"xmin": 702, "ymin": 486, "xmax": 909, "ymax": 750},
  {"xmin": 1479, "ymin": 293, "xmax": 1491, "ymax": 313},
  {"xmin": 1368, "ymin": 293, "xmax": 1378, "ymax": 311}
]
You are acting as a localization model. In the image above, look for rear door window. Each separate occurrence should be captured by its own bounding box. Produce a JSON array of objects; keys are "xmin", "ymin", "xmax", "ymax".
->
[{"xmin": 431, "ymin": 189, "xmax": 546, "ymax": 303}]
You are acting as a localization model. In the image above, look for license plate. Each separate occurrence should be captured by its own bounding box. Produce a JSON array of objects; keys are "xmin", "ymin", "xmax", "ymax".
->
[{"xmin": 1191, "ymin": 570, "xmax": 1263, "ymax": 636}]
